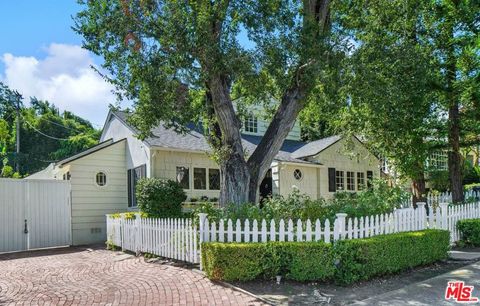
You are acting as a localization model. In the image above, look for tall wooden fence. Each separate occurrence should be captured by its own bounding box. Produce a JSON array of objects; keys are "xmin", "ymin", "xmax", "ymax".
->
[
  {"xmin": 107, "ymin": 200, "xmax": 480, "ymax": 265},
  {"xmin": 0, "ymin": 179, "xmax": 71, "ymax": 253}
]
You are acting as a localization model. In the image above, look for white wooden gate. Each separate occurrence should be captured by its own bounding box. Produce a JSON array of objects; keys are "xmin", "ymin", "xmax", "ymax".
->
[{"xmin": 0, "ymin": 179, "xmax": 71, "ymax": 253}]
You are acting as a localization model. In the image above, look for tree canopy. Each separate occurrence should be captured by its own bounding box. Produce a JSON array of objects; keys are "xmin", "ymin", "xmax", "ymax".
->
[
  {"xmin": 0, "ymin": 82, "xmax": 100, "ymax": 177},
  {"xmin": 75, "ymin": 0, "xmax": 347, "ymax": 205}
]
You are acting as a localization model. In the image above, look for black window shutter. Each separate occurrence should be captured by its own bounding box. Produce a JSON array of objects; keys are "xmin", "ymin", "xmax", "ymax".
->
[
  {"xmin": 328, "ymin": 168, "xmax": 336, "ymax": 192},
  {"xmin": 127, "ymin": 169, "xmax": 132, "ymax": 207},
  {"xmin": 367, "ymin": 170, "xmax": 373, "ymax": 188}
]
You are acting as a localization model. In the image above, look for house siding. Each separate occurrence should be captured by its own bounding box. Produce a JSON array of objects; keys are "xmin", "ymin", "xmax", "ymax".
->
[
  {"xmin": 68, "ymin": 140, "xmax": 127, "ymax": 245},
  {"xmin": 152, "ymin": 150, "xmax": 221, "ymax": 199},
  {"xmin": 277, "ymin": 164, "xmax": 319, "ymax": 199},
  {"xmin": 311, "ymin": 137, "xmax": 380, "ymax": 199},
  {"xmin": 100, "ymin": 115, "xmax": 151, "ymax": 176}
]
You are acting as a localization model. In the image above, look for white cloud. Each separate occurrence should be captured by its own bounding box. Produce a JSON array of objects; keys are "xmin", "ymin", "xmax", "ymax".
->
[{"xmin": 1, "ymin": 43, "xmax": 118, "ymax": 127}]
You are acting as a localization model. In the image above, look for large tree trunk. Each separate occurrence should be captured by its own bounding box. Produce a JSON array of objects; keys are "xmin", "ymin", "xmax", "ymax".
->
[
  {"xmin": 247, "ymin": 85, "xmax": 306, "ymax": 203},
  {"xmin": 412, "ymin": 173, "xmax": 426, "ymax": 205},
  {"xmin": 208, "ymin": 75, "xmax": 251, "ymax": 206},
  {"xmin": 445, "ymin": 23, "xmax": 464, "ymax": 204},
  {"xmin": 201, "ymin": 0, "xmax": 331, "ymax": 207}
]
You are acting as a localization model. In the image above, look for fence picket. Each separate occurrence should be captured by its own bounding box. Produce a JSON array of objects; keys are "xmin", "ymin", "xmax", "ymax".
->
[
  {"xmin": 244, "ymin": 219, "xmax": 250, "ymax": 243},
  {"xmin": 261, "ymin": 220, "xmax": 268, "ymax": 242},
  {"xmin": 279, "ymin": 219, "xmax": 285, "ymax": 242},
  {"xmin": 270, "ymin": 220, "xmax": 276, "ymax": 242}
]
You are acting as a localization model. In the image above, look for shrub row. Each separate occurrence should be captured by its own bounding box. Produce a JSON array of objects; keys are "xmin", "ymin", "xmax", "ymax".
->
[
  {"xmin": 457, "ymin": 219, "xmax": 480, "ymax": 246},
  {"xmin": 201, "ymin": 229, "xmax": 450, "ymax": 284}
]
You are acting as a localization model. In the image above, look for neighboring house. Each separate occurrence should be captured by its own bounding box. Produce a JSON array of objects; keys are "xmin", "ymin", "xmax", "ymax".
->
[{"xmin": 28, "ymin": 109, "xmax": 380, "ymax": 244}]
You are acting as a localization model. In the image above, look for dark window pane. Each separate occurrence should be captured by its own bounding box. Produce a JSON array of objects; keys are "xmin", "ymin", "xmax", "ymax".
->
[
  {"xmin": 194, "ymin": 168, "xmax": 206, "ymax": 190},
  {"xmin": 347, "ymin": 171, "xmax": 355, "ymax": 191},
  {"xmin": 176, "ymin": 166, "xmax": 190, "ymax": 189},
  {"xmin": 209, "ymin": 169, "xmax": 220, "ymax": 190}
]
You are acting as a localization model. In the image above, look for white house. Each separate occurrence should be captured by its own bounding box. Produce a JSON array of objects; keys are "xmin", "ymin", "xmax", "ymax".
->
[{"xmin": 28, "ymin": 109, "xmax": 380, "ymax": 245}]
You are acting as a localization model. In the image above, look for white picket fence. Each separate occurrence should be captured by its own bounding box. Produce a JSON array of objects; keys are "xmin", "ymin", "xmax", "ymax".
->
[
  {"xmin": 200, "ymin": 202, "xmax": 480, "ymax": 245},
  {"xmin": 106, "ymin": 200, "xmax": 480, "ymax": 265},
  {"xmin": 402, "ymin": 190, "xmax": 480, "ymax": 207},
  {"xmin": 106, "ymin": 216, "xmax": 198, "ymax": 264}
]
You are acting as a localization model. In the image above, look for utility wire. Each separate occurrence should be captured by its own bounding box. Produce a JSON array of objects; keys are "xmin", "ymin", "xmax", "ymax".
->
[{"xmin": 21, "ymin": 116, "xmax": 70, "ymax": 141}]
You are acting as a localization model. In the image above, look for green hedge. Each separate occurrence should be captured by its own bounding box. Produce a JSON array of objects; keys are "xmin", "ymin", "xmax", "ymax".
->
[
  {"xmin": 201, "ymin": 241, "xmax": 335, "ymax": 282},
  {"xmin": 457, "ymin": 219, "xmax": 480, "ymax": 246},
  {"xmin": 201, "ymin": 229, "xmax": 450, "ymax": 284},
  {"xmin": 334, "ymin": 229, "xmax": 450, "ymax": 284}
]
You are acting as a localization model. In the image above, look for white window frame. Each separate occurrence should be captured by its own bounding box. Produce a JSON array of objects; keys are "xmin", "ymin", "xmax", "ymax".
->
[{"xmin": 244, "ymin": 115, "xmax": 258, "ymax": 133}]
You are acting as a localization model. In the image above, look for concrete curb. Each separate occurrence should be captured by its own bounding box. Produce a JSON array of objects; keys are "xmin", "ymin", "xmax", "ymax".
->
[{"xmin": 191, "ymin": 268, "xmax": 275, "ymax": 305}]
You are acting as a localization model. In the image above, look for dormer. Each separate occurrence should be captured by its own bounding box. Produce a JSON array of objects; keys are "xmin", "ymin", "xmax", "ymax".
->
[{"xmin": 239, "ymin": 105, "xmax": 301, "ymax": 141}]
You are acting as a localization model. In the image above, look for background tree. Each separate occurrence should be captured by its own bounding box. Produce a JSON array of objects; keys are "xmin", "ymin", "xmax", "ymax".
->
[
  {"xmin": 75, "ymin": 0, "xmax": 346, "ymax": 206},
  {"xmin": 424, "ymin": 0, "xmax": 480, "ymax": 203},
  {"xmin": 330, "ymin": 0, "xmax": 440, "ymax": 203},
  {"xmin": 328, "ymin": 0, "xmax": 479, "ymax": 203},
  {"xmin": 0, "ymin": 82, "xmax": 100, "ymax": 176}
]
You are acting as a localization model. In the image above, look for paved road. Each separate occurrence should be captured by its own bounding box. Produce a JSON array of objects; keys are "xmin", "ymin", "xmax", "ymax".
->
[
  {"xmin": 355, "ymin": 261, "xmax": 480, "ymax": 305},
  {"xmin": 0, "ymin": 246, "xmax": 264, "ymax": 305}
]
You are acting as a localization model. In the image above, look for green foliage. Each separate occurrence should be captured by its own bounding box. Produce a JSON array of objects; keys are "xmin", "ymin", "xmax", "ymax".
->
[
  {"xmin": 194, "ymin": 179, "xmax": 407, "ymax": 223},
  {"xmin": 136, "ymin": 178, "xmax": 186, "ymax": 218},
  {"xmin": 0, "ymin": 82, "xmax": 100, "ymax": 176},
  {"xmin": 334, "ymin": 230, "xmax": 450, "ymax": 284},
  {"xmin": 457, "ymin": 219, "xmax": 480, "ymax": 246},
  {"xmin": 330, "ymin": 179, "xmax": 408, "ymax": 218},
  {"xmin": 428, "ymin": 171, "xmax": 450, "ymax": 192},
  {"xmin": 202, "ymin": 230, "xmax": 449, "ymax": 283},
  {"xmin": 463, "ymin": 163, "xmax": 480, "ymax": 186},
  {"xmin": 109, "ymin": 211, "xmax": 148, "ymax": 219},
  {"xmin": 201, "ymin": 241, "xmax": 335, "ymax": 282}
]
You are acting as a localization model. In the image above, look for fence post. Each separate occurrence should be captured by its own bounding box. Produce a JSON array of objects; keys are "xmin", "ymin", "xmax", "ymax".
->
[
  {"xmin": 121, "ymin": 214, "xmax": 126, "ymax": 252},
  {"xmin": 439, "ymin": 202, "xmax": 448, "ymax": 230},
  {"xmin": 198, "ymin": 213, "xmax": 208, "ymax": 270},
  {"xmin": 135, "ymin": 213, "xmax": 142, "ymax": 256},
  {"xmin": 416, "ymin": 202, "xmax": 426, "ymax": 230},
  {"xmin": 334, "ymin": 213, "xmax": 347, "ymax": 241}
]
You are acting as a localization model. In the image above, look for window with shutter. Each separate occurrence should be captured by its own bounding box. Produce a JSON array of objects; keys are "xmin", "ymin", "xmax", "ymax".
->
[
  {"xmin": 127, "ymin": 169, "xmax": 132, "ymax": 207},
  {"xmin": 367, "ymin": 170, "xmax": 373, "ymax": 188},
  {"xmin": 328, "ymin": 168, "xmax": 336, "ymax": 192},
  {"xmin": 128, "ymin": 164, "xmax": 147, "ymax": 207}
]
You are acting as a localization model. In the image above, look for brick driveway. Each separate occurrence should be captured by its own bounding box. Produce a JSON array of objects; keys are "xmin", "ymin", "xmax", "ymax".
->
[{"xmin": 0, "ymin": 246, "xmax": 264, "ymax": 305}]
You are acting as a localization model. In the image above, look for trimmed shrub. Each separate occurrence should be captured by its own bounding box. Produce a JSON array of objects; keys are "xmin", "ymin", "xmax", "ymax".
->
[
  {"xmin": 457, "ymin": 219, "xmax": 480, "ymax": 246},
  {"xmin": 201, "ymin": 230, "xmax": 450, "ymax": 284},
  {"xmin": 334, "ymin": 229, "xmax": 450, "ymax": 284},
  {"xmin": 202, "ymin": 243, "xmax": 266, "ymax": 281},
  {"xmin": 201, "ymin": 241, "xmax": 335, "ymax": 282},
  {"xmin": 136, "ymin": 178, "xmax": 186, "ymax": 218}
]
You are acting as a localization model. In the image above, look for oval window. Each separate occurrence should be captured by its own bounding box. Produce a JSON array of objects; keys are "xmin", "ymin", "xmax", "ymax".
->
[
  {"xmin": 96, "ymin": 172, "xmax": 107, "ymax": 186},
  {"xmin": 293, "ymin": 169, "xmax": 303, "ymax": 181}
]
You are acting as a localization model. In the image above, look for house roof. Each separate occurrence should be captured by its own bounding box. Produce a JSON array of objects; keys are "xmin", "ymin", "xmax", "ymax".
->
[
  {"xmin": 56, "ymin": 138, "xmax": 126, "ymax": 166},
  {"xmin": 110, "ymin": 110, "xmax": 317, "ymax": 165},
  {"xmin": 290, "ymin": 135, "xmax": 342, "ymax": 159}
]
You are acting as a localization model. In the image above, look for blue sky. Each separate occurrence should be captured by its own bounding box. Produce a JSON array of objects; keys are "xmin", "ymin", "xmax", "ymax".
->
[
  {"xmin": 0, "ymin": 2, "xmax": 83, "ymax": 62},
  {"xmin": 0, "ymin": 1, "xmax": 114, "ymax": 127},
  {"xmin": 0, "ymin": 2, "xmax": 254, "ymax": 127}
]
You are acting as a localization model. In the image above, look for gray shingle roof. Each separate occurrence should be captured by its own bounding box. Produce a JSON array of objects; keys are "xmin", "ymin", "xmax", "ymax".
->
[
  {"xmin": 112, "ymin": 111, "xmax": 324, "ymax": 165},
  {"xmin": 290, "ymin": 135, "xmax": 342, "ymax": 159}
]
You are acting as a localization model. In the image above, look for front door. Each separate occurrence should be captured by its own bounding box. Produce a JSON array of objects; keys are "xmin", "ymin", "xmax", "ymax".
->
[{"xmin": 259, "ymin": 169, "xmax": 273, "ymax": 204}]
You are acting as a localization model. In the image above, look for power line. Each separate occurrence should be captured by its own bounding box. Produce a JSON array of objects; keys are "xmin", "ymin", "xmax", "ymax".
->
[
  {"xmin": 21, "ymin": 117, "xmax": 70, "ymax": 141},
  {"xmin": 38, "ymin": 116, "xmax": 82, "ymax": 133}
]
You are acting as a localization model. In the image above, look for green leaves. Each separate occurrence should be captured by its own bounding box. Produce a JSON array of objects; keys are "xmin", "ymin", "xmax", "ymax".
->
[
  {"xmin": 457, "ymin": 218, "xmax": 480, "ymax": 246},
  {"xmin": 136, "ymin": 178, "xmax": 186, "ymax": 218}
]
